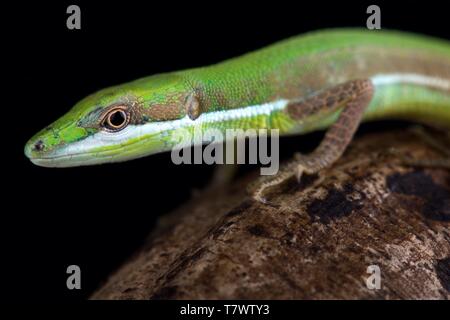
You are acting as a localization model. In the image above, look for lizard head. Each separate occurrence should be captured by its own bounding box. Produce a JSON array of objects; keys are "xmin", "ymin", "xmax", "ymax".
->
[{"xmin": 25, "ymin": 74, "xmax": 202, "ymax": 167}]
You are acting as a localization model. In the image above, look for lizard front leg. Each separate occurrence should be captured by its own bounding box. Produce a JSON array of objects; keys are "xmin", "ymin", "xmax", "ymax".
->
[{"xmin": 251, "ymin": 79, "xmax": 374, "ymax": 204}]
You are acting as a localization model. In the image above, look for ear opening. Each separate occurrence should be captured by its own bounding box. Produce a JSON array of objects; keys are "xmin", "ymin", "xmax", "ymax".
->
[{"xmin": 185, "ymin": 93, "xmax": 201, "ymax": 121}]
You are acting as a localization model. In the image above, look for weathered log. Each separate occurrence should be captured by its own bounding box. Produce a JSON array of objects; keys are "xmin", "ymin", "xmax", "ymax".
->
[{"xmin": 92, "ymin": 131, "xmax": 450, "ymax": 299}]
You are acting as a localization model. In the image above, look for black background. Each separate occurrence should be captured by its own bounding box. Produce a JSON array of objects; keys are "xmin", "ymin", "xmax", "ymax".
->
[{"xmin": 3, "ymin": 1, "xmax": 449, "ymax": 301}]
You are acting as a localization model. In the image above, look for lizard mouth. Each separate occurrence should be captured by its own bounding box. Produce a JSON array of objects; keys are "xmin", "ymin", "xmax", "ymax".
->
[
  {"xmin": 29, "ymin": 153, "xmax": 117, "ymax": 167},
  {"xmin": 26, "ymin": 147, "xmax": 122, "ymax": 167},
  {"xmin": 26, "ymin": 130, "xmax": 173, "ymax": 167}
]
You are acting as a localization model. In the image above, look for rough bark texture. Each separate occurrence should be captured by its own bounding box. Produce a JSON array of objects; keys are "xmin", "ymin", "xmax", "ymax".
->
[{"xmin": 92, "ymin": 131, "xmax": 450, "ymax": 300}]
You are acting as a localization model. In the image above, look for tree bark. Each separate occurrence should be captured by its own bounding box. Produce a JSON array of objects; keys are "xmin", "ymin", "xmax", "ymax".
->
[{"xmin": 91, "ymin": 131, "xmax": 450, "ymax": 299}]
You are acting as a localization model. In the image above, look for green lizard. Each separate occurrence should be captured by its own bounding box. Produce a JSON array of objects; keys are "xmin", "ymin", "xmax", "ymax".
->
[{"xmin": 24, "ymin": 29, "xmax": 450, "ymax": 202}]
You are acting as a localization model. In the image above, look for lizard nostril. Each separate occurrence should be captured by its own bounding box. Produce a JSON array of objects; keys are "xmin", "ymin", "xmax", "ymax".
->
[{"xmin": 33, "ymin": 140, "xmax": 45, "ymax": 152}]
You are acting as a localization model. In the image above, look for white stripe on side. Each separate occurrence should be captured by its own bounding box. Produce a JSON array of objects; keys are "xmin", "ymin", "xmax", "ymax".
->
[
  {"xmin": 371, "ymin": 73, "xmax": 450, "ymax": 90},
  {"xmin": 55, "ymin": 73, "xmax": 450, "ymax": 157},
  {"xmin": 55, "ymin": 99, "xmax": 289, "ymax": 156}
]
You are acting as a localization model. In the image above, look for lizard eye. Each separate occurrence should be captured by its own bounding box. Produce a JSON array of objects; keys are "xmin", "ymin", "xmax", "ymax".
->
[{"xmin": 101, "ymin": 106, "xmax": 130, "ymax": 132}]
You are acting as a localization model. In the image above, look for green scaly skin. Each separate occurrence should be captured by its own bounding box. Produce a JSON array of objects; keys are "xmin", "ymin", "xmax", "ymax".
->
[{"xmin": 25, "ymin": 29, "xmax": 450, "ymax": 167}]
